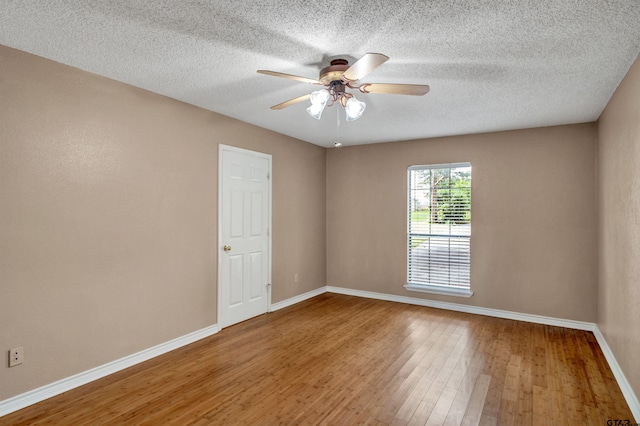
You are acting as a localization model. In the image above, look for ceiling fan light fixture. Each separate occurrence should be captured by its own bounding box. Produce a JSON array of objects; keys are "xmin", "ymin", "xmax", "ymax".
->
[
  {"xmin": 258, "ymin": 53, "xmax": 430, "ymax": 125},
  {"xmin": 306, "ymin": 89, "xmax": 330, "ymax": 119},
  {"xmin": 345, "ymin": 96, "xmax": 366, "ymax": 121}
]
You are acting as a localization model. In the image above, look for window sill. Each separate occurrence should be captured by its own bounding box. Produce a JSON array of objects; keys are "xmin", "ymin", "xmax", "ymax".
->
[{"xmin": 404, "ymin": 283, "xmax": 473, "ymax": 298}]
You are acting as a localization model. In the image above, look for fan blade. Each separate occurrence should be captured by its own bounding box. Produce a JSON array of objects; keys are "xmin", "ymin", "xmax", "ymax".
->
[
  {"xmin": 271, "ymin": 94, "xmax": 311, "ymax": 110},
  {"xmin": 342, "ymin": 53, "xmax": 389, "ymax": 82},
  {"xmin": 358, "ymin": 83, "xmax": 430, "ymax": 96},
  {"xmin": 257, "ymin": 70, "xmax": 321, "ymax": 85}
]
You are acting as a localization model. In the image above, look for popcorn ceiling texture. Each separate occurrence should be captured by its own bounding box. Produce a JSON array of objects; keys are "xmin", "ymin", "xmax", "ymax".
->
[{"xmin": 1, "ymin": 0, "xmax": 639, "ymax": 147}]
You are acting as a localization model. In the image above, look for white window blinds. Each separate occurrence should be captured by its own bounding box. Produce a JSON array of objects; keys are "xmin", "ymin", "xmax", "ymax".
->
[{"xmin": 408, "ymin": 163, "xmax": 471, "ymax": 289}]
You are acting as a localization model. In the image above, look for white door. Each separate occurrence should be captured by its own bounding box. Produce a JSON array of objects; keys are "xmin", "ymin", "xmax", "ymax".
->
[{"xmin": 218, "ymin": 145, "xmax": 271, "ymax": 329}]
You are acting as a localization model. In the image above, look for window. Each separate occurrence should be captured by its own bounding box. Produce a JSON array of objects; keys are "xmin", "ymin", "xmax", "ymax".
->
[{"xmin": 406, "ymin": 163, "xmax": 472, "ymax": 297}]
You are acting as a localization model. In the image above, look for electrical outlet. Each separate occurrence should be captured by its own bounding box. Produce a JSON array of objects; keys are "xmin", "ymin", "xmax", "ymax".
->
[
  {"xmin": 9, "ymin": 347, "xmax": 23, "ymax": 367},
  {"xmin": 294, "ymin": 273, "xmax": 299, "ymax": 283}
]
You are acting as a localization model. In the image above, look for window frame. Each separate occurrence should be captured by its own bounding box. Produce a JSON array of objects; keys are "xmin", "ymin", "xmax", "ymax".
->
[{"xmin": 405, "ymin": 162, "xmax": 473, "ymax": 298}]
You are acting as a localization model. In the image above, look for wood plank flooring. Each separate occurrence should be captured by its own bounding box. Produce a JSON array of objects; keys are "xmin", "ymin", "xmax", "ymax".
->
[{"xmin": 1, "ymin": 293, "xmax": 634, "ymax": 425}]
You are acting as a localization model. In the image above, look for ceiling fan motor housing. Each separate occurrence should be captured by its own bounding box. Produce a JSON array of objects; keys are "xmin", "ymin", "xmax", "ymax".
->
[{"xmin": 319, "ymin": 59, "xmax": 350, "ymax": 85}]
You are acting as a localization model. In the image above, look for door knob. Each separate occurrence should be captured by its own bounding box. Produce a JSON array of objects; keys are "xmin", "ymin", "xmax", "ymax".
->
[{"xmin": 223, "ymin": 245, "xmax": 232, "ymax": 252}]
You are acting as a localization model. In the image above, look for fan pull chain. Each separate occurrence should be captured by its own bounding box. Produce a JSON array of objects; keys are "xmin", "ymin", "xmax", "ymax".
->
[{"xmin": 334, "ymin": 106, "xmax": 342, "ymax": 148}]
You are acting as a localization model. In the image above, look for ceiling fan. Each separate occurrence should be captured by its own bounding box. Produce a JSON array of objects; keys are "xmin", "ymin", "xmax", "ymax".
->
[{"xmin": 257, "ymin": 53, "xmax": 430, "ymax": 121}]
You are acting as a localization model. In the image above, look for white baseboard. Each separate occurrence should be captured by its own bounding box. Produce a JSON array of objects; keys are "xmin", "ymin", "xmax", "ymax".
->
[
  {"xmin": 326, "ymin": 286, "xmax": 597, "ymax": 331},
  {"xmin": 0, "ymin": 324, "xmax": 220, "ymax": 417},
  {"xmin": 270, "ymin": 286, "xmax": 327, "ymax": 312},
  {"xmin": 593, "ymin": 328, "xmax": 640, "ymax": 421}
]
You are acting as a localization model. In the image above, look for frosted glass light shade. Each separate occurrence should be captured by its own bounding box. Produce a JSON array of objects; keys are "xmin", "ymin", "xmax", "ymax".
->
[
  {"xmin": 345, "ymin": 96, "xmax": 366, "ymax": 121},
  {"xmin": 306, "ymin": 102, "xmax": 326, "ymax": 119},
  {"xmin": 307, "ymin": 89, "xmax": 330, "ymax": 119},
  {"xmin": 310, "ymin": 89, "xmax": 330, "ymax": 105}
]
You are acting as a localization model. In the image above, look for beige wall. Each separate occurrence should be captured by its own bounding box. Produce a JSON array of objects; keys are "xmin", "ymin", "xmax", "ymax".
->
[
  {"xmin": 0, "ymin": 45, "xmax": 326, "ymax": 400},
  {"xmin": 598, "ymin": 53, "xmax": 640, "ymax": 402},
  {"xmin": 327, "ymin": 124, "xmax": 598, "ymax": 321}
]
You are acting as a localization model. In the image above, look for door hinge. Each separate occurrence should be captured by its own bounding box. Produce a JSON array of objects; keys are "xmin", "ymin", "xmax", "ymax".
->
[{"xmin": 266, "ymin": 283, "xmax": 272, "ymax": 291}]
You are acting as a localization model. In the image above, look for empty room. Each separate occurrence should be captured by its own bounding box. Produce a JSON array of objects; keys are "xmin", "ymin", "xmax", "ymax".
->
[{"xmin": 1, "ymin": 1, "xmax": 639, "ymax": 424}]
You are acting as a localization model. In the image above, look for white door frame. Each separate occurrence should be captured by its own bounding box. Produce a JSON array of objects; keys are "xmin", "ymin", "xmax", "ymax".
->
[{"xmin": 217, "ymin": 144, "xmax": 272, "ymax": 329}]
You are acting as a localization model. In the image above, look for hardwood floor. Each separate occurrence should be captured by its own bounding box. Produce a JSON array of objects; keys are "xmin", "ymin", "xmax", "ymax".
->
[{"xmin": 1, "ymin": 293, "xmax": 634, "ymax": 425}]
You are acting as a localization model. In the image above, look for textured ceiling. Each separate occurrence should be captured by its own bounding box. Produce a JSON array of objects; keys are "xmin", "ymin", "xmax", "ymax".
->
[{"xmin": 1, "ymin": 1, "xmax": 639, "ymax": 148}]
